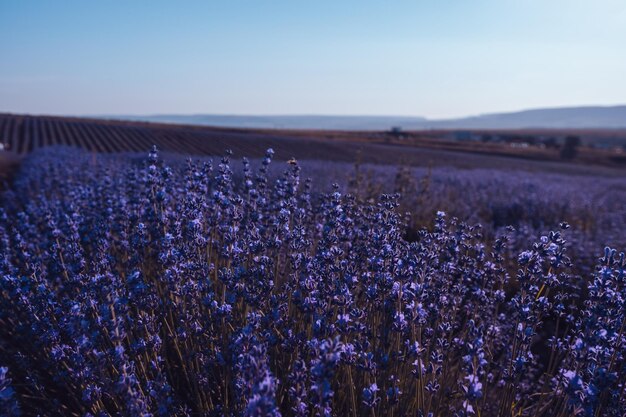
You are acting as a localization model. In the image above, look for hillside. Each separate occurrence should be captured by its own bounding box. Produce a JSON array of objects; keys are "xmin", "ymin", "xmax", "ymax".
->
[
  {"xmin": 429, "ymin": 105, "xmax": 626, "ymax": 129},
  {"xmin": 110, "ymin": 105, "xmax": 626, "ymax": 130}
]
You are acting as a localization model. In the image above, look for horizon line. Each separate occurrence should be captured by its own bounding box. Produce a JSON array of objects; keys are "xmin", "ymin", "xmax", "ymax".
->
[{"xmin": 2, "ymin": 102, "xmax": 626, "ymax": 121}]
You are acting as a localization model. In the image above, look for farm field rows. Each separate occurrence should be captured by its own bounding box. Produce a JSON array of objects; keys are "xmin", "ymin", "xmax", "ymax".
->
[{"xmin": 1, "ymin": 113, "xmax": 625, "ymax": 178}]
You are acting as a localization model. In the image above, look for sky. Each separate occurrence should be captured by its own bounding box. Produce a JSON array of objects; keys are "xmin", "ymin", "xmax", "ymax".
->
[{"xmin": 1, "ymin": 0, "xmax": 625, "ymax": 119}]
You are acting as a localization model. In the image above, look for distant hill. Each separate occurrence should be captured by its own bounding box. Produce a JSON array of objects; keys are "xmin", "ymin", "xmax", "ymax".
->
[
  {"xmin": 427, "ymin": 105, "xmax": 626, "ymax": 129},
  {"xmin": 108, "ymin": 105, "xmax": 626, "ymax": 131},
  {"xmin": 109, "ymin": 114, "xmax": 428, "ymax": 131}
]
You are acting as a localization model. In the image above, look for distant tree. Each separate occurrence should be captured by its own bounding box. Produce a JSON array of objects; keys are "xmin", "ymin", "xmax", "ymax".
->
[
  {"xmin": 560, "ymin": 135, "xmax": 581, "ymax": 159},
  {"xmin": 543, "ymin": 137, "xmax": 558, "ymax": 149},
  {"xmin": 388, "ymin": 126, "xmax": 406, "ymax": 140}
]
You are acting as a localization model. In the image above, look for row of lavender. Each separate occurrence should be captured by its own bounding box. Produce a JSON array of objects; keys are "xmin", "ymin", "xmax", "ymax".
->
[{"xmin": 0, "ymin": 146, "xmax": 624, "ymax": 416}]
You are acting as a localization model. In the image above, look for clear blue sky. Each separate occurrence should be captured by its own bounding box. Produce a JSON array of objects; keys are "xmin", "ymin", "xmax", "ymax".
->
[{"xmin": 1, "ymin": 0, "xmax": 625, "ymax": 118}]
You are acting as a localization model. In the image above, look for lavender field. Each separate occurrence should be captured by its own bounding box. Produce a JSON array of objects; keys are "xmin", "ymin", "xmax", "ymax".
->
[{"xmin": 1, "ymin": 146, "xmax": 625, "ymax": 416}]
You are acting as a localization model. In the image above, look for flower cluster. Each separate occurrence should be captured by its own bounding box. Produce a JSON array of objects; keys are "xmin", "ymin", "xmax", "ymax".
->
[{"xmin": 0, "ymin": 146, "xmax": 624, "ymax": 416}]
